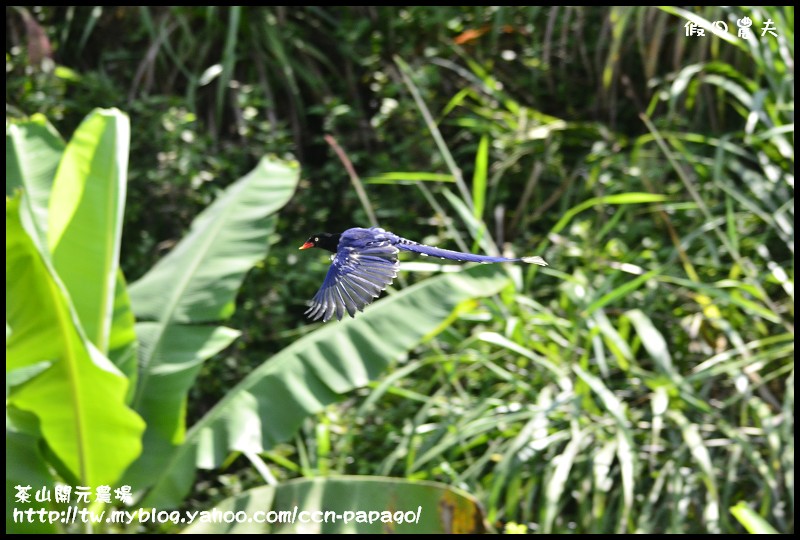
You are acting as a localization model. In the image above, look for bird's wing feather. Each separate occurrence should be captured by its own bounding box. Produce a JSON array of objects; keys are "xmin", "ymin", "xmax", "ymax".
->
[{"xmin": 306, "ymin": 229, "xmax": 399, "ymax": 322}]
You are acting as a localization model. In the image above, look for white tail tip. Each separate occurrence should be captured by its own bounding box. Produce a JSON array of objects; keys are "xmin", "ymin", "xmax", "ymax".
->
[{"xmin": 521, "ymin": 256, "xmax": 548, "ymax": 266}]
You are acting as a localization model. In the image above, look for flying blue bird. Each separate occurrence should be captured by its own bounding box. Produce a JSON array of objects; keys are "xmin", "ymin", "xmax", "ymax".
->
[{"xmin": 299, "ymin": 227, "xmax": 547, "ymax": 322}]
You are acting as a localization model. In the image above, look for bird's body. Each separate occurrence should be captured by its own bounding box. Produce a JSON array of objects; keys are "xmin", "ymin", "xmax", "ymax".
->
[{"xmin": 300, "ymin": 227, "xmax": 547, "ymax": 322}]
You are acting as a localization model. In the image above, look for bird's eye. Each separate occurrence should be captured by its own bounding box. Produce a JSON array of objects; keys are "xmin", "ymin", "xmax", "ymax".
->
[{"xmin": 315, "ymin": 237, "xmax": 319, "ymax": 242}]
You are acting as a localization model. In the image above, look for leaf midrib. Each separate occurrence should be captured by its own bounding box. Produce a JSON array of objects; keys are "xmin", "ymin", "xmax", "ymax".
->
[{"xmin": 131, "ymin": 178, "xmax": 249, "ymax": 409}]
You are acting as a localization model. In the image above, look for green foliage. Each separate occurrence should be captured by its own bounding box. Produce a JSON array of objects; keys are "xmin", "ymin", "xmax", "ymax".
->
[
  {"xmin": 6, "ymin": 108, "xmax": 520, "ymax": 533},
  {"xmin": 5, "ymin": 111, "xmax": 302, "ymax": 531},
  {"xmin": 122, "ymin": 156, "xmax": 299, "ymax": 501},
  {"xmin": 6, "ymin": 111, "xmax": 145, "ymax": 533},
  {"xmin": 7, "ymin": 194, "xmax": 144, "ymax": 490},
  {"xmin": 141, "ymin": 265, "xmax": 511, "ymax": 509},
  {"xmin": 730, "ymin": 501, "xmax": 780, "ymax": 534}
]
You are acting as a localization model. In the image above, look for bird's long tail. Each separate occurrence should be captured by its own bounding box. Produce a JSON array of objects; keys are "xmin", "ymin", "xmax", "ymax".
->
[{"xmin": 396, "ymin": 238, "xmax": 547, "ymax": 266}]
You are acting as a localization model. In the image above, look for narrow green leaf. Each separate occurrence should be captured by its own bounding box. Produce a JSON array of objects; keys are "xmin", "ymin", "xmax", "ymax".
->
[
  {"xmin": 543, "ymin": 429, "xmax": 586, "ymax": 533},
  {"xmin": 730, "ymin": 502, "xmax": 778, "ymax": 534},
  {"xmin": 216, "ymin": 7, "xmax": 241, "ymax": 124},
  {"xmin": 668, "ymin": 410, "xmax": 720, "ymax": 532},
  {"xmin": 590, "ymin": 309, "xmax": 633, "ymax": 371},
  {"xmin": 442, "ymin": 188, "xmax": 500, "ymax": 257},
  {"xmin": 441, "ymin": 87, "xmax": 474, "ymax": 117},
  {"xmin": 585, "ymin": 268, "xmax": 662, "ymax": 317},
  {"xmin": 658, "ymin": 275, "xmax": 783, "ymax": 324},
  {"xmin": 477, "ymin": 331, "xmax": 568, "ymax": 386},
  {"xmin": 573, "ymin": 364, "xmax": 636, "ymax": 531},
  {"xmin": 591, "ymin": 439, "xmax": 617, "ymax": 520},
  {"xmin": 395, "ymin": 55, "xmax": 474, "ymax": 209},
  {"xmin": 47, "ymin": 109, "xmax": 130, "ymax": 354},
  {"xmin": 364, "ymin": 172, "xmax": 455, "ymax": 184},
  {"xmin": 625, "ymin": 309, "xmax": 677, "ymax": 376},
  {"xmin": 573, "ymin": 365, "xmax": 632, "ymax": 432},
  {"xmin": 552, "ymin": 193, "xmax": 669, "ymax": 235},
  {"xmin": 472, "ymin": 135, "xmax": 489, "ymax": 219}
]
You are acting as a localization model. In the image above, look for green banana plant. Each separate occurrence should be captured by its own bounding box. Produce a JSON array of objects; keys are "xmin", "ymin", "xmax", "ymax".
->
[{"xmin": 7, "ymin": 108, "xmax": 507, "ymax": 532}]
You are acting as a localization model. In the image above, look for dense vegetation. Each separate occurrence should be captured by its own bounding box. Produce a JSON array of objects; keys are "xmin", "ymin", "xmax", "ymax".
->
[{"xmin": 6, "ymin": 6, "xmax": 793, "ymax": 533}]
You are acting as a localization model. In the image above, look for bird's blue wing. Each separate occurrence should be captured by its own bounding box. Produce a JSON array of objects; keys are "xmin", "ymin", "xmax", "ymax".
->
[{"xmin": 306, "ymin": 229, "xmax": 399, "ymax": 322}]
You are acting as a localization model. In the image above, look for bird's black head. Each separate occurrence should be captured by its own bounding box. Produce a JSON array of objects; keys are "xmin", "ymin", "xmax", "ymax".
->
[{"xmin": 299, "ymin": 232, "xmax": 340, "ymax": 253}]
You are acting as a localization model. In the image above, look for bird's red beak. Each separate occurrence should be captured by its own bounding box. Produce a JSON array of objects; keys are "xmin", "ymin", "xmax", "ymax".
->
[{"xmin": 299, "ymin": 242, "xmax": 314, "ymax": 250}]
